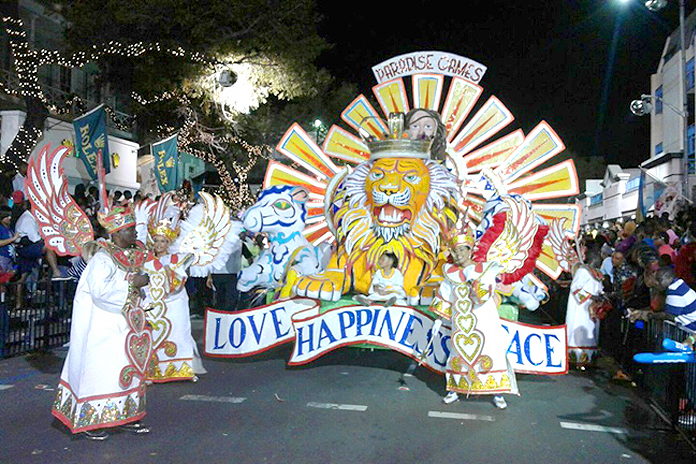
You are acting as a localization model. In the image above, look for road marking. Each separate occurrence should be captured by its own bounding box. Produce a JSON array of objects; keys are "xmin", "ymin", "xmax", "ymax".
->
[
  {"xmin": 0, "ymin": 384, "xmax": 14, "ymax": 391},
  {"xmin": 428, "ymin": 411, "xmax": 495, "ymax": 422},
  {"xmin": 560, "ymin": 421, "xmax": 628, "ymax": 434},
  {"xmin": 307, "ymin": 402, "xmax": 368, "ymax": 411},
  {"xmin": 180, "ymin": 394, "xmax": 246, "ymax": 404}
]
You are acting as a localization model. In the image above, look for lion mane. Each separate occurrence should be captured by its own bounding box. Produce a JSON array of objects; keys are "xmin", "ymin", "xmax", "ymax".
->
[{"xmin": 333, "ymin": 160, "xmax": 459, "ymax": 283}]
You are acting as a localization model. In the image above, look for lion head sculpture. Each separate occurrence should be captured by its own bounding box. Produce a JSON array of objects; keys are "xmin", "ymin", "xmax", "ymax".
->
[{"xmin": 332, "ymin": 157, "xmax": 459, "ymax": 293}]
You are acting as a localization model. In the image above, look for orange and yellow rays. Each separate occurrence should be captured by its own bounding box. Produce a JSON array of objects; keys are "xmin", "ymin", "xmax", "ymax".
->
[
  {"xmin": 459, "ymin": 194, "xmax": 485, "ymax": 223},
  {"xmin": 532, "ymin": 204, "xmax": 580, "ymax": 279},
  {"xmin": 276, "ymin": 123, "xmax": 341, "ymax": 181},
  {"xmin": 303, "ymin": 221, "xmax": 334, "ymax": 246},
  {"xmin": 372, "ymin": 78, "xmax": 409, "ymax": 116},
  {"xmin": 507, "ymin": 159, "xmax": 579, "ymax": 201},
  {"xmin": 459, "ymin": 129, "xmax": 525, "ymax": 173},
  {"xmin": 341, "ymin": 94, "xmax": 389, "ymax": 139},
  {"xmin": 322, "ymin": 125, "xmax": 370, "ymax": 164},
  {"xmin": 412, "ymin": 74, "xmax": 444, "ymax": 111},
  {"xmin": 495, "ymin": 121, "xmax": 566, "ymax": 185},
  {"xmin": 449, "ymin": 96, "xmax": 514, "ymax": 156},
  {"xmin": 440, "ymin": 77, "xmax": 483, "ymax": 141},
  {"xmin": 263, "ymin": 161, "xmax": 328, "ymax": 199}
]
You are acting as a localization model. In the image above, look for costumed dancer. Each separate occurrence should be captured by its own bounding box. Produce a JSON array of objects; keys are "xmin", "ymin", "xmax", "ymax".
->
[
  {"xmin": 354, "ymin": 251, "xmax": 407, "ymax": 307},
  {"xmin": 136, "ymin": 191, "xmax": 240, "ymax": 383},
  {"xmin": 430, "ymin": 218, "xmax": 517, "ymax": 409},
  {"xmin": 565, "ymin": 243, "xmax": 603, "ymax": 367},
  {"xmin": 23, "ymin": 144, "xmax": 154, "ymax": 440}
]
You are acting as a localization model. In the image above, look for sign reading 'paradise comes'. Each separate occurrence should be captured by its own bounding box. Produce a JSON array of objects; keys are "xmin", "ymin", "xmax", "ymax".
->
[
  {"xmin": 204, "ymin": 300, "xmax": 568, "ymax": 375},
  {"xmin": 371, "ymin": 51, "xmax": 487, "ymax": 84}
]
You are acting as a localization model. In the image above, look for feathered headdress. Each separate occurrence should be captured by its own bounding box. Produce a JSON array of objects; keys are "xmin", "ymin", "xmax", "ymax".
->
[
  {"xmin": 94, "ymin": 149, "xmax": 135, "ymax": 234},
  {"xmin": 146, "ymin": 192, "xmax": 180, "ymax": 243}
]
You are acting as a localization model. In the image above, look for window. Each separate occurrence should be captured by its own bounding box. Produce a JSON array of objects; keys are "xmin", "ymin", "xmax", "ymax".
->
[
  {"xmin": 590, "ymin": 193, "xmax": 603, "ymax": 205},
  {"xmin": 655, "ymin": 142, "xmax": 663, "ymax": 155},
  {"xmin": 60, "ymin": 66, "xmax": 71, "ymax": 93},
  {"xmin": 625, "ymin": 177, "xmax": 640, "ymax": 192},
  {"xmin": 655, "ymin": 86, "xmax": 663, "ymax": 115},
  {"xmin": 688, "ymin": 58, "xmax": 695, "ymax": 91}
]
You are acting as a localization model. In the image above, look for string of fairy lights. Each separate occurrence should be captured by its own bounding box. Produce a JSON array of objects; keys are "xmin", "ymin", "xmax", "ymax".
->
[
  {"xmin": 0, "ymin": 16, "xmax": 221, "ymax": 168},
  {"xmin": 0, "ymin": 15, "xmax": 288, "ymax": 213}
]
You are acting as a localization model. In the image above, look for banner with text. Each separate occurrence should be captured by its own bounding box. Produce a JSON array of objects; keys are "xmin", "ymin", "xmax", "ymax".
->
[
  {"xmin": 152, "ymin": 134, "xmax": 179, "ymax": 192},
  {"xmin": 73, "ymin": 104, "xmax": 110, "ymax": 179},
  {"xmin": 205, "ymin": 301, "xmax": 567, "ymax": 375},
  {"xmin": 372, "ymin": 51, "xmax": 487, "ymax": 84}
]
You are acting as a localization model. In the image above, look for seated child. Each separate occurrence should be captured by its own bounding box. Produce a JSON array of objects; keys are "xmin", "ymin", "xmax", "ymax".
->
[{"xmin": 355, "ymin": 252, "xmax": 406, "ymax": 307}]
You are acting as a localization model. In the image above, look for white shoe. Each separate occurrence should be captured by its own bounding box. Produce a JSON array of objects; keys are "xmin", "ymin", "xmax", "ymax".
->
[
  {"xmin": 384, "ymin": 296, "xmax": 397, "ymax": 308},
  {"xmin": 442, "ymin": 392, "xmax": 459, "ymax": 404},
  {"xmin": 354, "ymin": 295, "xmax": 371, "ymax": 306},
  {"xmin": 493, "ymin": 396, "xmax": 507, "ymax": 409}
]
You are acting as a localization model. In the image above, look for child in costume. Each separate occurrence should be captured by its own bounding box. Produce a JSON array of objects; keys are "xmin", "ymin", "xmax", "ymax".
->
[{"xmin": 355, "ymin": 251, "xmax": 407, "ymax": 307}]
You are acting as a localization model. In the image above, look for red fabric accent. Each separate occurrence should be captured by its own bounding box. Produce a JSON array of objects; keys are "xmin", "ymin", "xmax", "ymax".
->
[
  {"xmin": 472, "ymin": 212, "xmax": 507, "ymax": 262},
  {"xmin": 170, "ymin": 254, "xmax": 178, "ymax": 265},
  {"xmin": 153, "ymin": 259, "xmax": 162, "ymax": 271}
]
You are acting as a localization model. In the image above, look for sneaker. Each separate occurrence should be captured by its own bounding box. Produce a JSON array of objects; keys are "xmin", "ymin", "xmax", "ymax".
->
[
  {"xmin": 120, "ymin": 422, "xmax": 150, "ymax": 434},
  {"xmin": 493, "ymin": 396, "xmax": 507, "ymax": 409},
  {"xmin": 442, "ymin": 391, "xmax": 459, "ymax": 404},
  {"xmin": 384, "ymin": 296, "xmax": 397, "ymax": 308},
  {"xmin": 354, "ymin": 295, "xmax": 371, "ymax": 306},
  {"xmin": 84, "ymin": 429, "xmax": 109, "ymax": 441},
  {"xmin": 191, "ymin": 375, "xmax": 199, "ymax": 383}
]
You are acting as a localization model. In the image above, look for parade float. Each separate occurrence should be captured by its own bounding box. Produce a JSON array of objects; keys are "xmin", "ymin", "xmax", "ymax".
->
[{"xmin": 205, "ymin": 51, "xmax": 581, "ymax": 376}]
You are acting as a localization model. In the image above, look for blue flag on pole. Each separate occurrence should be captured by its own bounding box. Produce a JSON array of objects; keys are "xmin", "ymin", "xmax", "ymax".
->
[
  {"xmin": 637, "ymin": 168, "xmax": 667, "ymax": 221},
  {"xmin": 73, "ymin": 104, "xmax": 110, "ymax": 179},
  {"xmin": 152, "ymin": 134, "xmax": 179, "ymax": 192}
]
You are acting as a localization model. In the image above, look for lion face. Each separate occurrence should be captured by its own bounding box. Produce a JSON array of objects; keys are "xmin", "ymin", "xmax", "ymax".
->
[{"xmin": 365, "ymin": 158, "xmax": 430, "ymax": 242}]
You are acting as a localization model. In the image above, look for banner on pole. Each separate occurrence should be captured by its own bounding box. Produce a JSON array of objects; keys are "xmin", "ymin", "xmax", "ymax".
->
[
  {"xmin": 205, "ymin": 300, "xmax": 568, "ymax": 375},
  {"xmin": 637, "ymin": 168, "xmax": 667, "ymax": 222},
  {"xmin": 152, "ymin": 134, "xmax": 179, "ymax": 192},
  {"xmin": 73, "ymin": 105, "xmax": 110, "ymax": 179}
]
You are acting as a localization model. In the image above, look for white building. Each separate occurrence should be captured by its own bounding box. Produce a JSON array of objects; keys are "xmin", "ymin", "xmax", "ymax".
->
[{"xmin": 579, "ymin": 8, "xmax": 696, "ymax": 228}]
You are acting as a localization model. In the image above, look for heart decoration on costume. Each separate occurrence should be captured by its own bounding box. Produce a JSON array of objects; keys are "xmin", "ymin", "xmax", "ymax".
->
[
  {"xmin": 453, "ymin": 331, "xmax": 484, "ymax": 364},
  {"xmin": 126, "ymin": 330, "xmax": 153, "ymax": 375}
]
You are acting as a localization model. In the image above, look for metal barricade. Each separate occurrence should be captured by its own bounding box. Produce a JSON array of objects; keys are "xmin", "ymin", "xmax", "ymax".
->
[
  {"xmin": 619, "ymin": 318, "xmax": 696, "ymax": 437},
  {"xmin": 1, "ymin": 280, "xmax": 75, "ymax": 358}
]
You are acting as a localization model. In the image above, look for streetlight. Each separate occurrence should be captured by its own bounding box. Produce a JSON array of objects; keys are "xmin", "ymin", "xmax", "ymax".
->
[
  {"xmin": 629, "ymin": 0, "xmax": 690, "ymax": 199},
  {"xmin": 630, "ymin": 94, "xmax": 687, "ymax": 118}
]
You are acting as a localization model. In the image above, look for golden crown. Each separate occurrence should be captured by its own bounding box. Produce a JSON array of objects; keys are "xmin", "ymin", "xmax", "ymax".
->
[
  {"xmin": 97, "ymin": 206, "xmax": 136, "ymax": 234},
  {"xmin": 447, "ymin": 217, "xmax": 475, "ymax": 250},
  {"xmin": 147, "ymin": 218, "xmax": 180, "ymax": 242},
  {"xmin": 366, "ymin": 112, "xmax": 432, "ymax": 161}
]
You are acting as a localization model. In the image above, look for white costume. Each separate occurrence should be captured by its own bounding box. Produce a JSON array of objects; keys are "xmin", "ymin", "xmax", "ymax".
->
[
  {"xmin": 431, "ymin": 262, "xmax": 518, "ymax": 395},
  {"xmin": 565, "ymin": 265, "xmax": 603, "ymax": 364},
  {"xmin": 52, "ymin": 247, "xmax": 151, "ymax": 433},
  {"xmin": 367, "ymin": 268, "xmax": 407, "ymax": 304},
  {"xmin": 144, "ymin": 252, "xmax": 203, "ymax": 382}
]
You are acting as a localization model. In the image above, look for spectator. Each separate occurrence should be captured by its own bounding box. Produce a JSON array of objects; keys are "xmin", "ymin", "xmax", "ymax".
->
[
  {"xmin": 628, "ymin": 266, "xmax": 696, "ymax": 337},
  {"xmin": 0, "ymin": 206, "xmax": 18, "ymax": 278},
  {"xmin": 11, "ymin": 191, "xmax": 62, "ymax": 280},
  {"xmin": 674, "ymin": 223, "xmax": 696, "ymax": 288},
  {"xmin": 654, "ymin": 231, "xmax": 675, "ymax": 263},
  {"xmin": 12, "ymin": 162, "xmax": 28, "ymax": 197}
]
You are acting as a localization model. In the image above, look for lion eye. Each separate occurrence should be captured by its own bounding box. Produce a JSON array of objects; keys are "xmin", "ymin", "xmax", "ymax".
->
[
  {"xmin": 370, "ymin": 172, "xmax": 384, "ymax": 180},
  {"xmin": 274, "ymin": 200, "xmax": 291, "ymax": 210},
  {"xmin": 405, "ymin": 174, "xmax": 419, "ymax": 183}
]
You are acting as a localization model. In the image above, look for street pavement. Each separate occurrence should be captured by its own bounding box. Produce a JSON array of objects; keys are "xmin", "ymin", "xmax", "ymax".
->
[{"xmin": 1, "ymin": 319, "xmax": 695, "ymax": 464}]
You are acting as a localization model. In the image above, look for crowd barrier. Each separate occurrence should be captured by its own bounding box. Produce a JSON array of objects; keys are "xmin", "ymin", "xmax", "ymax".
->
[
  {"xmin": 611, "ymin": 317, "xmax": 696, "ymax": 438},
  {"xmin": 0, "ymin": 280, "xmax": 75, "ymax": 358}
]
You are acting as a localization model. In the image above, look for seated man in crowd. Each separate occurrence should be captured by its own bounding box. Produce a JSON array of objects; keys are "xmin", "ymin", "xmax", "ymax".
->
[
  {"xmin": 12, "ymin": 191, "xmax": 62, "ymax": 280},
  {"xmin": 355, "ymin": 251, "xmax": 406, "ymax": 307}
]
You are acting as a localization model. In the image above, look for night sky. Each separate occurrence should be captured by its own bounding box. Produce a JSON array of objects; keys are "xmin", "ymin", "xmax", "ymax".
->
[{"xmin": 316, "ymin": 0, "xmax": 690, "ymax": 168}]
